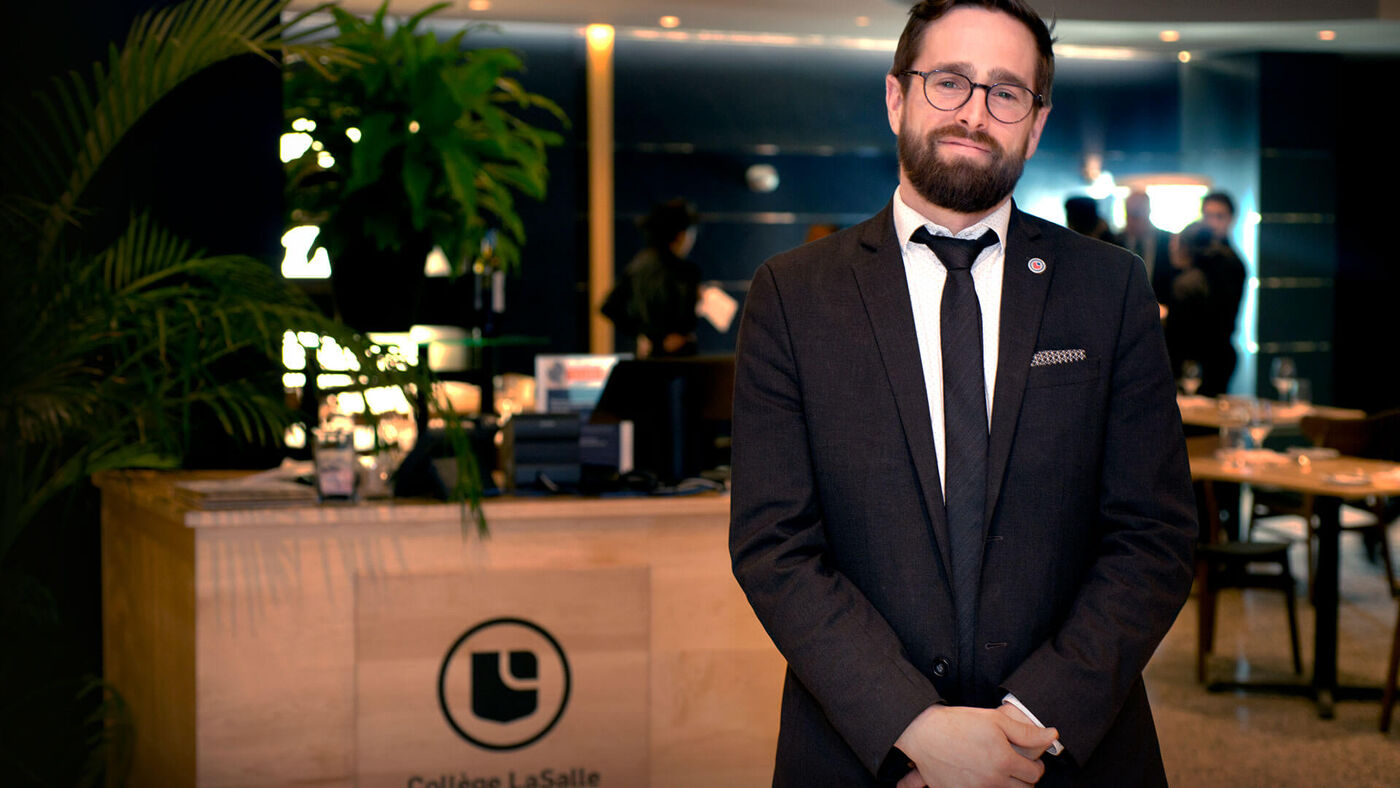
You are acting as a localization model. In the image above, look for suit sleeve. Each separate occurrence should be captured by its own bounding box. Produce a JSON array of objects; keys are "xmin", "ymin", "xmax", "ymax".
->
[
  {"xmin": 1000, "ymin": 257, "xmax": 1197, "ymax": 763},
  {"xmin": 729, "ymin": 261, "xmax": 941, "ymax": 777}
]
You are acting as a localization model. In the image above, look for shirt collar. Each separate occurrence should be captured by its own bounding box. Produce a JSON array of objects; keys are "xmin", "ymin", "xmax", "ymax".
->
[{"xmin": 892, "ymin": 188, "xmax": 1011, "ymax": 250}]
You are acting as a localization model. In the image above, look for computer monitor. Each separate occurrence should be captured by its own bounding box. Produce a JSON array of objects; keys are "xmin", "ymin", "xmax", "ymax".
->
[
  {"xmin": 533, "ymin": 353, "xmax": 630, "ymax": 418},
  {"xmin": 588, "ymin": 355, "xmax": 734, "ymax": 483}
]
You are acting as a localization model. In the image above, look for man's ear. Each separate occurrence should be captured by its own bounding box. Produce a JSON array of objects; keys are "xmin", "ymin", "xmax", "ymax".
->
[
  {"xmin": 1024, "ymin": 104, "xmax": 1050, "ymax": 160},
  {"xmin": 885, "ymin": 73, "xmax": 905, "ymax": 137}
]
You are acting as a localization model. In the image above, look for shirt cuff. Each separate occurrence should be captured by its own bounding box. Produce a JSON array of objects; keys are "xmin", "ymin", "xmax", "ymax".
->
[{"xmin": 1001, "ymin": 693, "xmax": 1064, "ymax": 756}]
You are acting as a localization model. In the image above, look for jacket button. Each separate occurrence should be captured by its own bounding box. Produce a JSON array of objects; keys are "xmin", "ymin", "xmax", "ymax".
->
[{"xmin": 932, "ymin": 658, "xmax": 950, "ymax": 677}]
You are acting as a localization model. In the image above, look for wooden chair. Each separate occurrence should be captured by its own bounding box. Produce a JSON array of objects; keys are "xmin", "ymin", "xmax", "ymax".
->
[
  {"xmin": 1382, "ymin": 600, "xmax": 1400, "ymax": 732},
  {"xmin": 1294, "ymin": 410, "xmax": 1400, "ymax": 599},
  {"xmin": 1192, "ymin": 446, "xmax": 1303, "ymax": 683}
]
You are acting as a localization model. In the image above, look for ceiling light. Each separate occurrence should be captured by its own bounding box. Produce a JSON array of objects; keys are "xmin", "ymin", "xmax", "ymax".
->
[
  {"xmin": 855, "ymin": 16, "xmax": 870, "ymax": 27},
  {"xmin": 1318, "ymin": 30, "xmax": 1337, "ymax": 41},
  {"xmin": 1177, "ymin": 51, "xmax": 1191, "ymax": 63},
  {"xmin": 586, "ymin": 23, "xmax": 615, "ymax": 51},
  {"xmin": 1159, "ymin": 30, "xmax": 1180, "ymax": 43},
  {"xmin": 467, "ymin": 0, "xmax": 490, "ymax": 10},
  {"xmin": 659, "ymin": 16, "xmax": 680, "ymax": 28}
]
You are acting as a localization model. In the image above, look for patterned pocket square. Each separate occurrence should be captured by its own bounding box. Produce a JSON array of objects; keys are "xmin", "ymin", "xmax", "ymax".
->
[{"xmin": 1030, "ymin": 348, "xmax": 1087, "ymax": 367}]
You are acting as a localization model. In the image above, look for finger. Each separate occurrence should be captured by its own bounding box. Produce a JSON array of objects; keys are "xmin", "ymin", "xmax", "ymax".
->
[
  {"xmin": 1001, "ymin": 718, "xmax": 1059, "ymax": 750},
  {"xmin": 1005, "ymin": 750, "xmax": 1048, "ymax": 784},
  {"xmin": 1009, "ymin": 742, "xmax": 1040, "ymax": 759}
]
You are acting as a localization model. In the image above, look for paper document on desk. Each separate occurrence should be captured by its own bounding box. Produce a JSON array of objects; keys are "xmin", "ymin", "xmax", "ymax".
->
[
  {"xmin": 173, "ymin": 460, "xmax": 318, "ymax": 509},
  {"xmin": 697, "ymin": 284, "xmax": 738, "ymax": 333}
]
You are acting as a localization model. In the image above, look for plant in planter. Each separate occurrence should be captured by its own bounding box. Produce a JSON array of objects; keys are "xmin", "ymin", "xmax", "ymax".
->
[{"xmin": 282, "ymin": 0, "xmax": 567, "ymax": 331}]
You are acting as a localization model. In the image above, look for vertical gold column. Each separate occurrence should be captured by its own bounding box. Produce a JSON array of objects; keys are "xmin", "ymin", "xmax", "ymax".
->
[{"xmin": 585, "ymin": 24, "xmax": 616, "ymax": 353}]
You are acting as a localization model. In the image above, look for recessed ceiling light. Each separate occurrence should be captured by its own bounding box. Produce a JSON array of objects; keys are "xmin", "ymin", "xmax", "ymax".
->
[
  {"xmin": 1177, "ymin": 51, "xmax": 1192, "ymax": 63},
  {"xmin": 659, "ymin": 16, "xmax": 680, "ymax": 28},
  {"xmin": 1159, "ymin": 30, "xmax": 1180, "ymax": 43},
  {"xmin": 1318, "ymin": 30, "xmax": 1337, "ymax": 41},
  {"xmin": 586, "ymin": 23, "xmax": 615, "ymax": 50},
  {"xmin": 855, "ymin": 16, "xmax": 870, "ymax": 27}
]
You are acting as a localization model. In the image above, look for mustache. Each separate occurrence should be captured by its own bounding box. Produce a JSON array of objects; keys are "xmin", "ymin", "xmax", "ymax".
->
[{"xmin": 928, "ymin": 124, "xmax": 1003, "ymax": 154}]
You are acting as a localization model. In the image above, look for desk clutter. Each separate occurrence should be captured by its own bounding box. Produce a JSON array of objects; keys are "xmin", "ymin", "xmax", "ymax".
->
[{"xmin": 505, "ymin": 413, "xmax": 632, "ymax": 492}]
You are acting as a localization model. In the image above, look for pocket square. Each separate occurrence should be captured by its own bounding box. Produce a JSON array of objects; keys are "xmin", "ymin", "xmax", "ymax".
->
[{"xmin": 1030, "ymin": 348, "xmax": 1086, "ymax": 367}]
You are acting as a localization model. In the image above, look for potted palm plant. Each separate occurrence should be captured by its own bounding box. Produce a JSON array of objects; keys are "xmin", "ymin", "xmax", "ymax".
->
[
  {"xmin": 282, "ymin": 0, "xmax": 567, "ymax": 330},
  {"xmin": 0, "ymin": 2, "xmax": 489, "ymax": 776}
]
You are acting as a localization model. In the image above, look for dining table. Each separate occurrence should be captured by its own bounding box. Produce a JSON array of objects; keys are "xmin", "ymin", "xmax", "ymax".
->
[
  {"xmin": 1177, "ymin": 394, "xmax": 1366, "ymax": 430},
  {"xmin": 1189, "ymin": 448, "xmax": 1400, "ymax": 717}
]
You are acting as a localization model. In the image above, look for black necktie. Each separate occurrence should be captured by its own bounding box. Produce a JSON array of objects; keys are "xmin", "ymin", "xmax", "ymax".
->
[{"xmin": 913, "ymin": 226, "xmax": 998, "ymax": 696}]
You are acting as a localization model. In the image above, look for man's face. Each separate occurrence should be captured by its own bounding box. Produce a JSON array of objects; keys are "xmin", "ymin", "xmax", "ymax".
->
[
  {"xmin": 1202, "ymin": 198, "xmax": 1234, "ymax": 240},
  {"xmin": 885, "ymin": 7, "xmax": 1049, "ymax": 216}
]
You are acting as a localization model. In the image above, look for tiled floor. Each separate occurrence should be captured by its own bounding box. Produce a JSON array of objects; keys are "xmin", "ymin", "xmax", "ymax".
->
[{"xmin": 1149, "ymin": 513, "xmax": 1400, "ymax": 786}]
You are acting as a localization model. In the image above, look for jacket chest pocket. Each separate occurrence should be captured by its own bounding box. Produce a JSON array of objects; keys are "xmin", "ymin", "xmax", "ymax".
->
[{"xmin": 1025, "ymin": 357, "xmax": 1100, "ymax": 389}]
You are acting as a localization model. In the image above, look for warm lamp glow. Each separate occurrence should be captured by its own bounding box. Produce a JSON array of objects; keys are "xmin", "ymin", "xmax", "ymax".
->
[
  {"xmin": 1177, "ymin": 51, "xmax": 1192, "ymax": 63},
  {"xmin": 1318, "ymin": 30, "xmax": 1337, "ymax": 41},
  {"xmin": 658, "ymin": 16, "xmax": 680, "ymax": 29},
  {"xmin": 467, "ymin": 0, "xmax": 490, "ymax": 10},
  {"xmin": 1159, "ymin": 30, "xmax": 1180, "ymax": 43},
  {"xmin": 586, "ymin": 23, "xmax": 615, "ymax": 51},
  {"xmin": 854, "ymin": 16, "xmax": 870, "ymax": 27}
]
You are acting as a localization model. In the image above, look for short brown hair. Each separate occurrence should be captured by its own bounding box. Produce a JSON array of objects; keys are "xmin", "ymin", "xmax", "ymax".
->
[{"xmin": 890, "ymin": 0, "xmax": 1056, "ymax": 109}]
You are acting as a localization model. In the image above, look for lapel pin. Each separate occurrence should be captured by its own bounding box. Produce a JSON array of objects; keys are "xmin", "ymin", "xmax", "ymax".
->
[{"xmin": 1028, "ymin": 258, "xmax": 1047, "ymax": 274}]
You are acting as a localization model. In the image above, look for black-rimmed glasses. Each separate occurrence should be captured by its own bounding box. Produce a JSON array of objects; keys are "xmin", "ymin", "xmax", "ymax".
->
[{"xmin": 901, "ymin": 69, "xmax": 1043, "ymax": 124}]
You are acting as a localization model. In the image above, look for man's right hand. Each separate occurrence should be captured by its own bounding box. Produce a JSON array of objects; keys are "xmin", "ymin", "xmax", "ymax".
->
[{"xmin": 893, "ymin": 704, "xmax": 1059, "ymax": 787}]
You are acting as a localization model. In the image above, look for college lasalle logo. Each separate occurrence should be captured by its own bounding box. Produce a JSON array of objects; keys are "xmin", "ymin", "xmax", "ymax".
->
[{"xmin": 438, "ymin": 618, "xmax": 572, "ymax": 751}]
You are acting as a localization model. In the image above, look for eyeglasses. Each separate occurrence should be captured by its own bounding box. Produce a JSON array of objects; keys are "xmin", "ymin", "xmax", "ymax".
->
[{"xmin": 901, "ymin": 69, "xmax": 1043, "ymax": 124}]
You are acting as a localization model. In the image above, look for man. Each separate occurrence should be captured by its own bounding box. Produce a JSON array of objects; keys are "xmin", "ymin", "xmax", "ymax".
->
[
  {"xmin": 1181, "ymin": 191, "xmax": 1246, "ymax": 395},
  {"xmin": 1200, "ymin": 191, "xmax": 1238, "ymax": 248},
  {"xmin": 1121, "ymin": 190, "xmax": 1176, "ymax": 307},
  {"xmin": 729, "ymin": 2, "xmax": 1197, "ymax": 786}
]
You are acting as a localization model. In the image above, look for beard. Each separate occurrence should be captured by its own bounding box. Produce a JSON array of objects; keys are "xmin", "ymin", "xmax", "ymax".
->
[{"xmin": 898, "ymin": 124, "xmax": 1027, "ymax": 215}]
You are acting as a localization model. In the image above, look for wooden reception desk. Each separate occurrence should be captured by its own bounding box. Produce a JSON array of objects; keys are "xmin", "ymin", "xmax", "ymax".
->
[{"xmin": 97, "ymin": 472, "xmax": 784, "ymax": 787}]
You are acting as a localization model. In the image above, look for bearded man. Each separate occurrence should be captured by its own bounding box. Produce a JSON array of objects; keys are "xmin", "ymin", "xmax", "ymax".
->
[{"xmin": 728, "ymin": 2, "xmax": 1197, "ymax": 786}]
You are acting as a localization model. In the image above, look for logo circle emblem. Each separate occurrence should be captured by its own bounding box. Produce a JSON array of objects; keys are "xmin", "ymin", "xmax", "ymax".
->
[
  {"xmin": 1028, "ymin": 258, "xmax": 1047, "ymax": 274},
  {"xmin": 438, "ymin": 617, "xmax": 571, "ymax": 751}
]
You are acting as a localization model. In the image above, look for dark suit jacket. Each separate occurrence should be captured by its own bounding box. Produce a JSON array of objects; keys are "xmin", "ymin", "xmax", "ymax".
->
[{"xmin": 729, "ymin": 202, "xmax": 1197, "ymax": 786}]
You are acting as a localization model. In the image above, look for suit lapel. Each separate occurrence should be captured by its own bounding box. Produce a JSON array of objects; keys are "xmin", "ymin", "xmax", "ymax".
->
[
  {"xmin": 849, "ymin": 203, "xmax": 954, "ymax": 581},
  {"xmin": 987, "ymin": 208, "xmax": 1052, "ymax": 525}
]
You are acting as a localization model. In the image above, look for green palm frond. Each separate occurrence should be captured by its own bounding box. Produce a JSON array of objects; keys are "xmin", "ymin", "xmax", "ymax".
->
[
  {"xmin": 2, "ymin": 0, "xmax": 497, "ymax": 568},
  {"xmin": 12, "ymin": 0, "xmax": 360, "ymax": 261}
]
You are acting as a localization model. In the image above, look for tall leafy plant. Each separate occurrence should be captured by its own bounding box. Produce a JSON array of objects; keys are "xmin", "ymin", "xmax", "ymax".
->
[
  {"xmin": 0, "ymin": 0, "xmax": 485, "ymax": 570},
  {"xmin": 282, "ymin": 0, "xmax": 567, "ymax": 280}
]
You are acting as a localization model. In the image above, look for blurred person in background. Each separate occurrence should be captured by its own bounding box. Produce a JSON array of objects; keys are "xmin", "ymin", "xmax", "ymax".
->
[
  {"xmin": 1164, "ymin": 221, "xmax": 1245, "ymax": 396},
  {"xmin": 603, "ymin": 198, "xmax": 701, "ymax": 357},
  {"xmin": 1120, "ymin": 190, "xmax": 1175, "ymax": 310},
  {"xmin": 1064, "ymin": 195, "xmax": 1120, "ymax": 246}
]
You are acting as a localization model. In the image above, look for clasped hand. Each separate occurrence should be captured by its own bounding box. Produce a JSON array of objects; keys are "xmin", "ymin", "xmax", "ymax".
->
[{"xmin": 894, "ymin": 703, "xmax": 1059, "ymax": 788}]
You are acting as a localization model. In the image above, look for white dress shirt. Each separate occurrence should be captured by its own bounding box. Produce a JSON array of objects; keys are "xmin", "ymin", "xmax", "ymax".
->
[
  {"xmin": 891, "ymin": 189, "xmax": 1009, "ymax": 497},
  {"xmin": 890, "ymin": 189, "xmax": 1064, "ymax": 757}
]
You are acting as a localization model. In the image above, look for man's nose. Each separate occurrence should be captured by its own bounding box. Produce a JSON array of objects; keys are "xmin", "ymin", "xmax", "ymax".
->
[{"xmin": 953, "ymin": 85, "xmax": 990, "ymax": 129}]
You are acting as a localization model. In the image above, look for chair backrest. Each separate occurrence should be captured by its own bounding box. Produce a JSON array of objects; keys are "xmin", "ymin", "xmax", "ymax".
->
[{"xmin": 1300, "ymin": 408, "xmax": 1400, "ymax": 462}]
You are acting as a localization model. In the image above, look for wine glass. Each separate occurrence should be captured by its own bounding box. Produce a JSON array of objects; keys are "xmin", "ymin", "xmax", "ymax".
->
[
  {"xmin": 1216, "ymin": 397, "xmax": 1250, "ymax": 470},
  {"xmin": 1247, "ymin": 400, "xmax": 1273, "ymax": 450},
  {"xmin": 1179, "ymin": 360, "xmax": 1202, "ymax": 396},
  {"xmin": 1270, "ymin": 357, "xmax": 1297, "ymax": 403}
]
